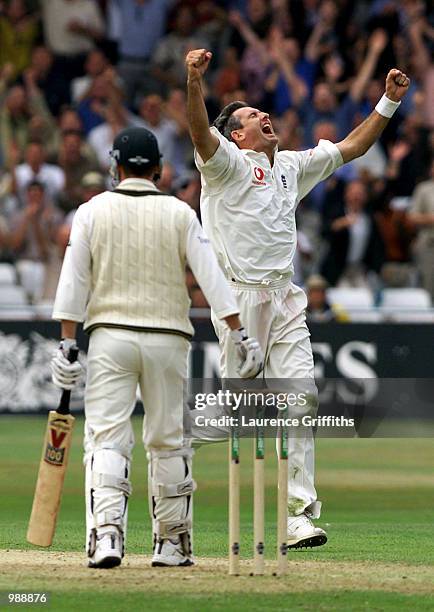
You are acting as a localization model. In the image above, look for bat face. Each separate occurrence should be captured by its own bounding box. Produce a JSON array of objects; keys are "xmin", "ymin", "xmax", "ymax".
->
[
  {"xmin": 27, "ymin": 411, "xmax": 75, "ymax": 547},
  {"xmin": 44, "ymin": 417, "xmax": 74, "ymax": 466}
]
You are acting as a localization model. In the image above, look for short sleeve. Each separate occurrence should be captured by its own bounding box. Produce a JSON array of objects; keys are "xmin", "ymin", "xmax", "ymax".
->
[
  {"xmin": 194, "ymin": 127, "xmax": 249, "ymax": 191},
  {"xmin": 288, "ymin": 139, "xmax": 343, "ymax": 203}
]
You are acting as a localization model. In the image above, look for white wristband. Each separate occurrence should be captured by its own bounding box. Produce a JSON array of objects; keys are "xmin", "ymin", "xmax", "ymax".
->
[
  {"xmin": 375, "ymin": 94, "xmax": 401, "ymax": 118},
  {"xmin": 230, "ymin": 327, "xmax": 247, "ymax": 343}
]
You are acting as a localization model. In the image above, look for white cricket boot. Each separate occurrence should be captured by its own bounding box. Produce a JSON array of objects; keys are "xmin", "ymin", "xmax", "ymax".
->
[
  {"xmin": 287, "ymin": 513, "xmax": 327, "ymax": 549},
  {"xmin": 88, "ymin": 528, "xmax": 123, "ymax": 569},
  {"xmin": 151, "ymin": 537, "xmax": 194, "ymax": 567}
]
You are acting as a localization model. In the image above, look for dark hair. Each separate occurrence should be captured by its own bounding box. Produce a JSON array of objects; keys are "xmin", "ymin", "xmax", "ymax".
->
[
  {"xmin": 213, "ymin": 101, "xmax": 248, "ymax": 142},
  {"xmin": 27, "ymin": 180, "xmax": 45, "ymax": 191},
  {"xmin": 27, "ymin": 139, "xmax": 44, "ymax": 148},
  {"xmin": 61, "ymin": 129, "xmax": 83, "ymax": 139},
  {"xmin": 122, "ymin": 164, "xmax": 156, "ymax": 178}
]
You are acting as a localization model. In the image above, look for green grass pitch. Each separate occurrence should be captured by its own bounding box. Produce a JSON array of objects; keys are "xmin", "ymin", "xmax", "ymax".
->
[{"xmin": 1, "ymin": 416, "xmax": 434, "ymax": 611}]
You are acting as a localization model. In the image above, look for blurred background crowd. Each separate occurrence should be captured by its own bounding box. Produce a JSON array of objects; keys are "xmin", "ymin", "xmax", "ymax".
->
[{"xmin": 0, "ymin": 0, "xmax": 432, "ymax": 320}]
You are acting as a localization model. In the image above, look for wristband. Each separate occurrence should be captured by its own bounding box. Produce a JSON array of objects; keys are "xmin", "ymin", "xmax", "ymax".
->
[
  {"xmin": 60, "ymin": 338, "xmax": 77, "ymax": 352},
  {"xmin": 375, "ymin": 94, "xmax": 401, "ymax": 118},
  {"xmin": 230, "ymin": 327, "xmax": 248, "ymax": 343}
]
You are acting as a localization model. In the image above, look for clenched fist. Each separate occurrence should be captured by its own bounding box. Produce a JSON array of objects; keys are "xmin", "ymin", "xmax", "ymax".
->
[
  {"xmin": 185, "ymin": 49, "xmax": 212, "ymax": 80},
  {"xmin": 385, "ymin": 69, "xmax": 410, "ymax": 102}
]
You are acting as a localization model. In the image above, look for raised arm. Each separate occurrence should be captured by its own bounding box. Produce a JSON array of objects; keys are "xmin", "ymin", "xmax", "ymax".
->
[
  {"xmin": 349, "ymin": 29, "xmax": 388, "ymax": 103},
  {"xmin": 186, "ymin": 49, "xmax": 219, "ymax": 163},
  {"xmin": 337, "ymin": 69, "xmax": 410, "ymax": 164}
]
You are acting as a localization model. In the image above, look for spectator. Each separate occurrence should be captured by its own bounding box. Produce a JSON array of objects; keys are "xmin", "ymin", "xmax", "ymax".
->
[
  {"xmin": 134, "ymin": 94, "xmax": 180, "ymax": 176},
  {"xmin": 386, "ymin": 116, "xmax": 431, "ymax": 202},
  {"xmin": 12, "ymin": 141, "xmax": 65, "ymax": 205},
  {"xmin": 51, "ymin": 106, "xmax": 99, "ymax": 161},
  {"xmin": 70, "ymin": 49, "xmax": 110, "ymax": 104},
  {"xmin": 0, "ymin": 69, "xmax": 55, "ymax": 166},
  {"xmin": 292, "ymin": 229, "xmax": 314, "ymax": 287},
  {"xmin": 25, "ymin": 46, "xmax": 70, "ymax": 116},
  {"xmin": 408, "ymin": 160, "xmax": 434, "ymax": 300},
  {"xmin": 55, "ymin": 130, "xmax": 101, "ymax": 212},
  {"xmin": 228, "ymin": 0, "xmax": 272, "ymax": 55},
  {"xmin": 163, "ymin": 88, "xmax": 194, "ymax": 175},
  {"xmin": 374, "ymin": 179, "xmax": 415, "ymax": 286},
  {"xmin": 77, "ymin": 69, "xmax": 124, "ymax": 135},
  {"xmin": 213, "ymin": 47, "xmax": 241, "ymax": 99},
  {"xmin": 306, "ymin": 275, "xmax": 339, "ymax": 322},
  {"xmin": 0, "ymin": 0, "xmax": 431, "ymax": 302},
  {"xmin": 264, "ymin": 32, "xmax": 312, "ymax": 114},
  {"xmin": 273, "ymin": 109, "xmax": 304, "ymax": 152},
  {"xmin": 298, "ymin": 29, "xmax": 389, "ymax": 146},
  {"xmin": 9, "ymin": 181, "xmax": 62, "ymax": 302},
  {"xmin": 57, "ymin": 171, "xmax": 106, "ymax": 252},
  {"xmin": 151, "ymin": 5, "xmax": 209, "ymax": 93},
  {"xmin": 41, "ymin": 0, "xmax": 105, "ymax": 78},
  {"xmin": 174, "ymin": 171, "xmax": 201, "ymax": 215},
  {"xmin": 58, "ymin": 107, "xmax": 84, "ymax": 133},
  {"xmin": 157, "ymin": 163, "xmax": 175, "ymax": 195},
  {"xmin": 321, "ymin": 179, "xmax": 385, "ymax": 287},
  {"xmin": 0, "ymin": 0, "xmax": 39, "ymax": 79},
  {"xmin": 114, "ymin": 0, "xmax": 174, "ymax": 104},
  {"xmin": 87, "ymin": 103, "xmax": 129, "ymax": 170}
]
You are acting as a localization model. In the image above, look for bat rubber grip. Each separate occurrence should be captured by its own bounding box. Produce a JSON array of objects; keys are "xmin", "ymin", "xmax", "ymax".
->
[{"xmin": 57, "ymin": 346, "xmax": 79, "ymax": 415}]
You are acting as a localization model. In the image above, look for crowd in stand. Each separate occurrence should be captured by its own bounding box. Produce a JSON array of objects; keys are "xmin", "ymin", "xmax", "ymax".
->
[{"xmin": 0, "ymin": 0, "xmax": 432, "ymax": 310}]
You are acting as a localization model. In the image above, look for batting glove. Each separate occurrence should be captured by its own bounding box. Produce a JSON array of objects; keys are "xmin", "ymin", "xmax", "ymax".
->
[
  {"xmin": 230, "ymin": 328, "xmax": 264, "ymax": 379},
  {"xmin": 51, "ymin": 338, "xmax": 82, "ymax": 390}
]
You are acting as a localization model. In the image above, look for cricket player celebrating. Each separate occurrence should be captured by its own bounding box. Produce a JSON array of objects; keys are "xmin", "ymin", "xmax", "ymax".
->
[
  {"xmin": 50, "ymin": 127, "xmax": 263, "ymax": 569},
  {"xmin": 186, "ymin": 48, "xmax": 409, "ymax": 548}
]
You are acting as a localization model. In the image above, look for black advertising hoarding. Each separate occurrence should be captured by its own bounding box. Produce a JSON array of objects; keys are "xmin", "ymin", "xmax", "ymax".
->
[{"xmin": 0, "ymin": 320, "xmax": 433, "ymax": 414}]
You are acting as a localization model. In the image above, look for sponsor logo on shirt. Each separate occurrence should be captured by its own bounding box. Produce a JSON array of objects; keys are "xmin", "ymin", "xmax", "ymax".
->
[
  {"xmin": 197, "ymin": 236, "xmax": 210, "ymax": 244},
  {"xmin": 252, "ymin": 166, "xmax": 266, "ymax": 186},
  {"xmin": 281, "ymin": 174, "xmax": 287, "ymax": 189}
]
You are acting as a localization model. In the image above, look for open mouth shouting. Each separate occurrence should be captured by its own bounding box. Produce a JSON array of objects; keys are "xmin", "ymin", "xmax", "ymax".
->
[{"xmin": 261, "ymin": 120, "xmax": 274, "ymax": 136}]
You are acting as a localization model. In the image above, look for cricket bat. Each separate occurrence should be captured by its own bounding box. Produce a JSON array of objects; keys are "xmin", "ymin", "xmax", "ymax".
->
[{"xmin": 26, "ymin": 347, "xmax": 79, "ymax": 547}]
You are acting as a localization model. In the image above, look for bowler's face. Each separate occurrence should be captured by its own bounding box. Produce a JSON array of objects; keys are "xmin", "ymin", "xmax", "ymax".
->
[{"xmin": 232, "ymin": 107, "xmax": 279, "ymax": 152}]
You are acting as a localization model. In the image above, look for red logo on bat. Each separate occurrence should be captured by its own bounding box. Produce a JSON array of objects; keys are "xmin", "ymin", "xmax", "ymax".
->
[{"xmin": 51, "ymin": 429, "xmax": 66, "ymax": 448}]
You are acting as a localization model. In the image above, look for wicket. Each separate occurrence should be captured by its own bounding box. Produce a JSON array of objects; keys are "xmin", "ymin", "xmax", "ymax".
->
[{"xmin": 228, "ymin": 407, "xmax": 289, "ymax": 576}]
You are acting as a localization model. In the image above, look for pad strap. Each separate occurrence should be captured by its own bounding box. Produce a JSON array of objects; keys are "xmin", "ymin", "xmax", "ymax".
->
[
  {"xmin": 95, "ymin": 510, "xmax": 124, "ymax": 528},
  {"xmin": 92, "ymin": 471, "xmax": 132, "ymax": 496},
  {"xmin": 154, "ymin": 518, "xmax": 192, "ymax": 538},
  {"xmin": 152, "ymin": 477, "xmax": 196, "ymax": 498}
]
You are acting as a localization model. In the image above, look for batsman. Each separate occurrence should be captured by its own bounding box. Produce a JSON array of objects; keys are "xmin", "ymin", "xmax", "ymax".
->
[
  {"xmin": 186, "ymin": 48, "xmax": 410, "ymax": 548},
  {"xmin": 50, "ymin": 127, "xmax": 263, "ymax": 569}
]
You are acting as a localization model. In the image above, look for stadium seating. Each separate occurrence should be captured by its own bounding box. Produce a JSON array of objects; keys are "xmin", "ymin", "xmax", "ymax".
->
[
  {"xmin": 0, "ymin": 263, "xmax": 16, "ymax": 285},
  {"xmin": 327, "ymin": 288, "xmax": 374, "ymax": 309},
  {"xmin": 0, "ymin": 285, "xmax": 29, "ymax": 305},
  {"xmin": 379, "ymin": 288, "xmax": 432, "ymax": 310}
]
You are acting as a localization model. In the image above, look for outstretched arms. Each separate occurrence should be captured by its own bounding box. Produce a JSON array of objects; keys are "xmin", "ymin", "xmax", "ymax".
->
[
  {"xmin": 337, "ymin": 69, "xmax": 410, "ymax": 163},
  {"xmin": 186, "ymin": 49, "xmax": 219, "ymax": 163}
]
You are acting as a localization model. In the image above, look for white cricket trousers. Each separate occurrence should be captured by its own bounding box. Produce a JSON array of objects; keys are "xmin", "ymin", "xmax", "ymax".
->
[
  {"xmin": 212, "ymin": 280, "xmax": 321, "ymax": 518},
  {"xmin": 84, "ymin": 327, "xmax": 190, "ymax": 453},
  {"xmin": 83, "ymin": 328, "xmax": 191, "ymax": 545}
]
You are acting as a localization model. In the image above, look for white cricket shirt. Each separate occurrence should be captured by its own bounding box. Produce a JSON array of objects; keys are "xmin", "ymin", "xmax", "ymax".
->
[{"xmin": 196, "ymin": 127, "xmax": 343, "ymax": 285}]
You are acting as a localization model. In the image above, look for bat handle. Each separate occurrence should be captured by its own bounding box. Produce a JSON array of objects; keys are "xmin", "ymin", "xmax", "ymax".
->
[{"xmin": 57, "ymin": 346, "xmax": 79, "ymax": 415}]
